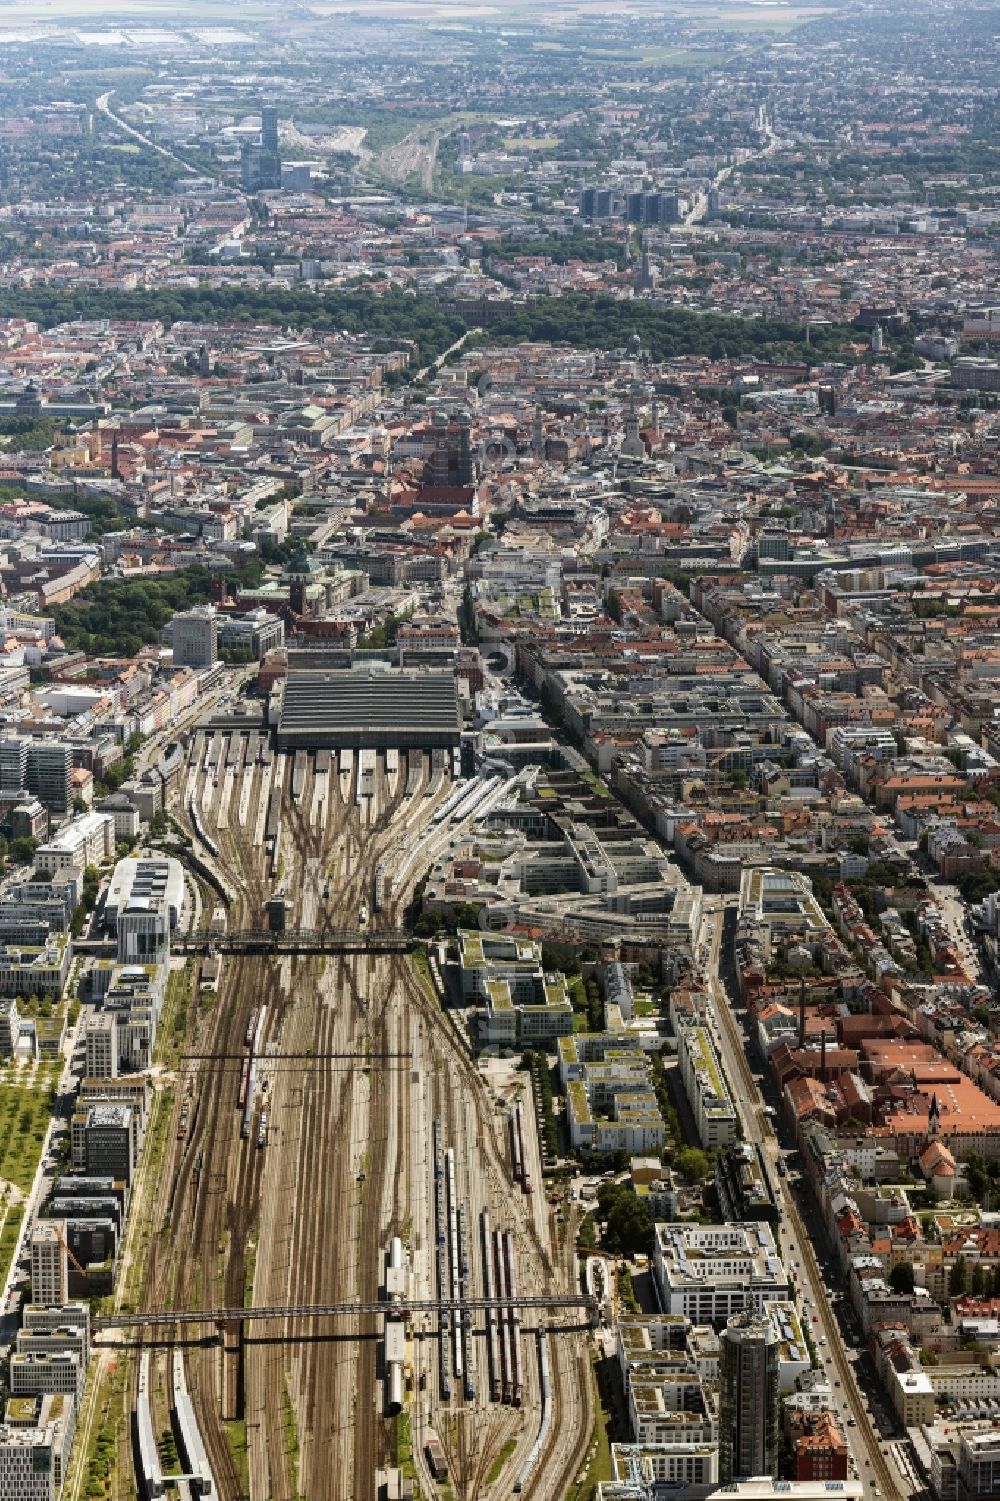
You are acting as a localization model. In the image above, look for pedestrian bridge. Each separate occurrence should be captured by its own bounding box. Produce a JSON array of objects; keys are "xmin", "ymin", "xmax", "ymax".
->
[{"xmin": 174, "ymin": 927, "xmax": 413, "ymax": 956}]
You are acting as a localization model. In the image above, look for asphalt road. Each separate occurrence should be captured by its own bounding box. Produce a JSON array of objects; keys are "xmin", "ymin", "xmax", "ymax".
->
[{"xmin": 701, "ymin": 896, "xmax": 907, "ymax": 1501}]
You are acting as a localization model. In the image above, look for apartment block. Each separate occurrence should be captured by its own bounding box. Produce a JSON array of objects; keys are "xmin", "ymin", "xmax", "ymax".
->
[
  {"xmin": 677, "ymin": 1024, "xmax": 739, "ymax": 1150},
  {"xmin": 652, "ymin": 1223, "xmax": 789, "ymax": 1324},
  {"xmin": 559, "ymin": 1033, "xmax": 666, "ymax": 1154}
]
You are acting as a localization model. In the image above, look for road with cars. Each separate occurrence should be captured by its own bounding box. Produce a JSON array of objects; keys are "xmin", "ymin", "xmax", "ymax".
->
[{"xmin": 700, "ymin": 895, "xmax": 911, "ymax": 1501}]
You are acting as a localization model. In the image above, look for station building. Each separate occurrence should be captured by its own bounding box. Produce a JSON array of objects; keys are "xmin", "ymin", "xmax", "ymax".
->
[{"xmin": 276, "ymin": 663, "xmax": 461, "ymax": 751}]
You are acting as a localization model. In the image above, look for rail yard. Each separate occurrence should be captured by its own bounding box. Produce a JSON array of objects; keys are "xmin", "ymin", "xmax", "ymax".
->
[{"xmin": 129, "ymin": 719, "xmax": 592, "ymax": 1501}]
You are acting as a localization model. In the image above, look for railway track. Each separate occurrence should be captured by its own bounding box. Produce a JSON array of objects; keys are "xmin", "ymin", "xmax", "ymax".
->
[{"xmin": 136, "ymin": 744, "xmax": 589, "ymax": 1501}]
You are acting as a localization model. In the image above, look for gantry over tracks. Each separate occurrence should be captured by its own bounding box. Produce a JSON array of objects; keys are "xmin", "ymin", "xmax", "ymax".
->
[
  {"xmin": 96, "ymin": 1295, "xmax": 598, "ymax": 1331},
  {"xmin": 174, "ymin": 926, "xmax": 414, "ymax": 956}
]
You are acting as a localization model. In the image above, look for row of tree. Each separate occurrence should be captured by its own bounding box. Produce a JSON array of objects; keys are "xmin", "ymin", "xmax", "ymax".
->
[
  {"xmin": 0, "ymin": 283, "xmax": 855, "ymax": 380},
  {"xmin": 51, "ymin": 558, "xmax": 263, "ymax": 658}
]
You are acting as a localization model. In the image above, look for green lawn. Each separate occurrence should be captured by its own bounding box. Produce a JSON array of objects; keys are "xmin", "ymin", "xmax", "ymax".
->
[
  {"xmin": 0, "ymin": 1077, "xmax": 56, "ymax": 1193},
  {"xmin": 486, "ymin": 1437, "xmax": 517, "ymax": 1484},
  {"xmin": 0, "ymin": 1202, "xmax": 24, "ymax": 1286},
  {"xmin": 570, "ymin": 1355, "xmax": 615, "ymax": 1499},
  {"xmin": 224, "ymin": 1420, "xmax": 250, "ymax": 1495}
]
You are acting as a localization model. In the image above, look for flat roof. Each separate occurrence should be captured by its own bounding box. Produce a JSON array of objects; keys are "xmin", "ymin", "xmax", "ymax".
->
[{"xmin": 278, "ymin": 668, "xmax": 461, "ymax": 749}]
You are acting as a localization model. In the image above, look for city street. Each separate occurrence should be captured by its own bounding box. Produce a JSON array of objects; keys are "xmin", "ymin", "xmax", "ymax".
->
[
  {"xmin": 699, "ymin": 897, "xmax": 910, "ymax": 1501},
  {"xmin": 931, "ymin": 880, "xmax": 987, "ymax": 984}
]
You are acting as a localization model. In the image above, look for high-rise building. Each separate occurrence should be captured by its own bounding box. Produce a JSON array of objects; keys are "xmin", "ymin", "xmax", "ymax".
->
[
  {"xmin": 0, "ymin": 999, "xmax": 19, "ymax": 1058},
  {"xmin": 170, "ymin": 605, "xmax": 218, "ymax": 668},
  {"xmin": 84, "ymin": 1014, "xmax": 118, "ymax": 1080},
  {"xmin": 261, "ymin": 105, "xmax": 279, "ymax": 157},
  {"xmin": 29, "ymin": 1225, "xmax": 68, "ymax": 1309},
  {"xmin": 241, "ymin": 106, "xmax": 281, "ymax": 192},
  {"xmin": 0, "ymin": 737, "xmax": 28, "ymax": 795},
  {"xmin": 25, "ymin": 743, "xmax": 72, "ymax": 814},
  {"xmin": 719, "ymin": 1309, "xmax": 781, "ymax": 1484}
]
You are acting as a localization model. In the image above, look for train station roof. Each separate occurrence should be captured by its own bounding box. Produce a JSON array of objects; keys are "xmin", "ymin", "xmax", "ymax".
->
[{"xmin": 277, "ymin": 666, "xmax": 461, "ymax": 749}]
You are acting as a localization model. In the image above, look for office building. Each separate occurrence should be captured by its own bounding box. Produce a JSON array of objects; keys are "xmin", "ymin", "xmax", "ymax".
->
[
  {"xmin": 10, "ymin": 1352, "xmax": 84, "ymax": 1406},
  {"xmin": 115, "ymin": 896, "xmax": 170, "ymax": 966},
  {"xmin": 240, "ymin": 106, "xmax": 281, "ymax": 193},
  {"xmin": 20, "ymin": 1305, "xmax": 90, "ymax": 1366},
  {"xmin": 71, "ymin": 1079, "xmax": 149, "ymax": 1170},
  {"xmin": 169, "ymin": 606, "xmax": 218, "ymax": 669},
  {"xmin": 719, "ymin": 1310, "xmax": 781, "ymax": 1484},
  {"xmin": 103, "ymin": 856, "xmax": 184, "ymax": 933},
  {"xmin": 29, "ymin": 1225, "xmax": 68, "ymax": 1309},
  {"xmin": 87, "ymin": 959, "xmax": 163, "ymax": 1060},
  {"xmin": 0, "ymin": 998, "xmax": 19, "ymax": 1057},
  {"xmin": 84, "ymin": 1013, "xmax": 118, "ymax": 1080},
  {"xmin": 25, "ymin": 743, "xmax": 72, "ymax": 814},
  {"xmin": 0, "ymin": 737, "xmax": 28, "ymax": 795},
  {"xmin": 35, "ymin": 812, "xmax": 114, "ymax": 875},
  {"xmin": 0, "ymin": 1396, "xmax": 76, "ymax": 1501},
  {"xmin": 261, "ymin": 105, "xmax": 279, "ymax": 157},
  {"xmin": 84, "ymin": 1105, "xmax": 135, "ymax": 1186}
]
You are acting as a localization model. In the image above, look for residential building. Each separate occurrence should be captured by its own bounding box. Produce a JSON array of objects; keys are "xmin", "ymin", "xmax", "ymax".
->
[
  {"xmin": 560, "ymin": 1033, "xmax": 666, "ymax": 1155},
  {"xmin": 459, "ymin": 929, "xmax": 574, "ymax": 1047},
  {"xmin": 677, "ymin": 1024, "xmax": 739, "ymax": 1150},
  {"xmin": 652, "ymin": 1223, "xmax": 789, "ymax": 1324}
]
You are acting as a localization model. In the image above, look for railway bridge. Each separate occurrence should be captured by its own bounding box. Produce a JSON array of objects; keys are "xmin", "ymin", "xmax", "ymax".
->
[
  {"xmin": 174, "ymin": 926, "xmax": 413, "ymax": 956},
  {"xmin": 96, "ymin": 1294, "xmax": 598, "ymax": 1331}
]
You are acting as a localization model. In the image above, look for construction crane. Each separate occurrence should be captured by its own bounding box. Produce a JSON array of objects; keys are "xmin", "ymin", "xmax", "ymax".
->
[{"xmin": 52, "ymin": 1222, "xmax": 86, "ymax": 1277}]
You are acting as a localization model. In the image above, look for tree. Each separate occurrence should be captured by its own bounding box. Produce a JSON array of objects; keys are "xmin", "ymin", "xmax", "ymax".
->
[
  {"xmin": 605, "ymin": 1193, "xmax": 654, "ymax": 1256},
  {"xmin": 595, "ymin": 1181, "xmax": 655, "ymax": 1256},
  {"xmin": 965, "ymin": 1153, "xmax": 989, "ymax": 1204},
  {"xmin": 81, "ymin": 864, "xmax": 101, "ymax": 911},
  {"xmin": 950, "ymin": 1255, "xmax": 968, "ymax": 1298},
  {"xmin": 972, "ymin": 1261, "xmax": 987, "ymax": 1297},
  {"xmin": 413, "ymin": 909, "xmax": 443, "ymax": 938},
  {"xmin": 450, "ymin": 902, "xmax": 481, "ymax": 933},
  {"xmin": 888, "ymin": 1262, "xmax": 915, "ymax": 1295},
  {"xmin": 10, "ymin": 837, "xmax": 36, "ymax": 866},
  {"xmin": 675, "ymin": 1147, "xmax": 712, "ymax": 1183}
]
